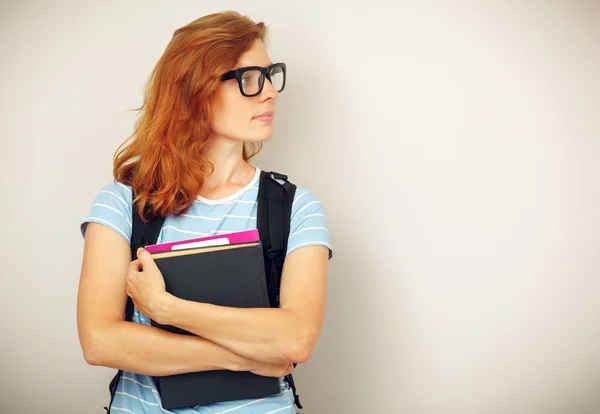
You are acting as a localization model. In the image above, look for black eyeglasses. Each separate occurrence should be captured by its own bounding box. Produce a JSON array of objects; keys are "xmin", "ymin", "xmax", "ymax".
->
[{"xmin": 220, "ymin": 62, "xmax": 286, "ymax": 97}]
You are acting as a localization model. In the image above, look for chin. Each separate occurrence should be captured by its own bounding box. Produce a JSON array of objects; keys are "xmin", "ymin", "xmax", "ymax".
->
[{"xmin": 246, "ymin": 132, "xmax": 274, "ymax": 143}]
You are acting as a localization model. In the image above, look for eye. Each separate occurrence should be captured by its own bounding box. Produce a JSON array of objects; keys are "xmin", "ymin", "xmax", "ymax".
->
[{"xmin": 241, "ymin": 70, "xmax": 262, "ymax": 85}]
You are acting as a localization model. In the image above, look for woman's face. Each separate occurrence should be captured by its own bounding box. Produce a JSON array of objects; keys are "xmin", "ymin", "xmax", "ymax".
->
[{"xmin": 211, "ymin": 39, "xmax": 279, "ymax": 144}]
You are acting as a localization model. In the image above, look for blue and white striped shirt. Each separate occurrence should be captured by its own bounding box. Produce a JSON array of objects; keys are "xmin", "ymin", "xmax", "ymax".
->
[{"xmin": 80, "ymin": 166, "xmax": 332, "ymax": 414}]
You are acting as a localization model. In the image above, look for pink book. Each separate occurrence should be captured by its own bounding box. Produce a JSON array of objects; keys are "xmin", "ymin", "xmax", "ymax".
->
[{"xmin": 145, "ymin": 229, "xmax": 260, "ymax": 253}]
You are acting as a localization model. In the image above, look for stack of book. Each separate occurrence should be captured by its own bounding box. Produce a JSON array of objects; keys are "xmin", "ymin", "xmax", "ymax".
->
[{"xmin": 144, "ymin": 230, "xmax": 280, "ymax": 409}]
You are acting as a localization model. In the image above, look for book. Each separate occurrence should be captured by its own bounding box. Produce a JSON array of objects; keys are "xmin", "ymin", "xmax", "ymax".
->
[
  {"xmin": 145, "ymin": 229, "xmax": 260, "ymax": 254},
  {"xmin": 148, "ymin": 241, "xmax": 280, "ymax": 409}
]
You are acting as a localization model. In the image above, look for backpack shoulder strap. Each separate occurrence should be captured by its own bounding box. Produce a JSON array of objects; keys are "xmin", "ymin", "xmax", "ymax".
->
[
  {"xmin": 257, "ymin": 170, "xmax": 296, "ymax": 308},
  {"xmin": 131, "ymin": 200, "xmax": 166, "ymax": 257},
  {"xmin": 127, "ymin": 198, "xmax": 166, "ymax": 320},
  {"xmin": 256, "ymin": 170, "xmax": 303, "ymax": 409},
  {"xmin": 105, "ymin": 196, "xmax": 165, "ymax": 413}
]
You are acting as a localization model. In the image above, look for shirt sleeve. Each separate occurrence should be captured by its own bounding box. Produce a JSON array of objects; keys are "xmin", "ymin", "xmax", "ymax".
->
[
  {"xmin": 286, "ymin": 186, "xmax": 333, "ymax": 259},
  {"xmin": 80, "ymin": 181, "xmax": 133, "ymax": 244}
]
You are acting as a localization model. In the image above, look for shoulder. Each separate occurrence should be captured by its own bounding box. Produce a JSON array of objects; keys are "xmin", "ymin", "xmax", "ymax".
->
[
  {"xmin": 261, "ymin": 170, "xmax": 325, "ymax": 216},
  {"xmin": 94, "ymin": 181, "xmax": 133, "ymax": 207},
  {"xmin": 290, "ymin": 185, "xmax": 326, "ymax": 218},
  {"xmin": 80, "ymin": 181, "xmax": 134, "ymax": 244},
  {"xmin": 286, "ymin": 182, "xmax": 332, "ymax": 259}
]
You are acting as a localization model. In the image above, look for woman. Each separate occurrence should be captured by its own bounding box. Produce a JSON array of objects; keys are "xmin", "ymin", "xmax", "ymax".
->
[{"xmin": 77, "ymin": 11, "xmax": 332, "ymax": 414}]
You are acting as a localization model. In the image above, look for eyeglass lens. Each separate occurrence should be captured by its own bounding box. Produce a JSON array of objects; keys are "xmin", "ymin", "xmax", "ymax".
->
[{"xmin": 241, "ymin": 66, "xmax": 284, "ymax": 95}]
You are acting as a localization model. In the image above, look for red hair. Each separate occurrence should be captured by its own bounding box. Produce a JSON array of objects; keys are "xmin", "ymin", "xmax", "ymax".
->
[{"xmin": 113, "ymin": 11, "xmax": 268, "ymax": 222}]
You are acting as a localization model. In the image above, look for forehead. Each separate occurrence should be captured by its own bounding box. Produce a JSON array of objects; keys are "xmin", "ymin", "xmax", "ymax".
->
[{"xmin": 236, "ymin": 39, "xmax": 272, "ymax": 68}]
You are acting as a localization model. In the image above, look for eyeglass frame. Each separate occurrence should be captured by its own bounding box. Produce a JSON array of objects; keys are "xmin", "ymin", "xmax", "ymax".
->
[{"xmin": 220, "ymin": 62, "xmax": 286, "ymax": 97}]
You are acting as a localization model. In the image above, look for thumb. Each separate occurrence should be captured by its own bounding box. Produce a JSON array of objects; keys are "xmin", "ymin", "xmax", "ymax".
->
[{"xmin": 137, "ymin": 247, "xmax": 157, "ymax": 270}]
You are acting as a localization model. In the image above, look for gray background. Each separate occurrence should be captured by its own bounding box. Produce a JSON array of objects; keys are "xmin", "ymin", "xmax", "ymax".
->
[{"xmin": 1, "ymin": 1, "xmax": 599, "ymax": 413}]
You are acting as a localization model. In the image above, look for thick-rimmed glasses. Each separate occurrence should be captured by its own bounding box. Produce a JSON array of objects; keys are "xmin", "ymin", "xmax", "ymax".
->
[{"xmin": 220, "ymin": 63, "xmax": 286, "ymax": 97}]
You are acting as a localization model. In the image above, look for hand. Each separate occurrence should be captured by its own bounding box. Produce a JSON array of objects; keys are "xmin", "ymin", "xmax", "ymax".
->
[
  {"xmin": 249, "ymin": 361, "xmax": 295, "ymax": 378},
  {"xmin": 125, "ymin": 247, "xmax": 172, "ymax": 322}
]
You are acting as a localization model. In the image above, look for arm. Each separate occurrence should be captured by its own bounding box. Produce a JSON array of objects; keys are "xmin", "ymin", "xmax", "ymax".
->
[
  {"xmin": 77, "ymin": 223, "xmax": 292, "ymax": 377},
  {"xmin": 141, "ymin": 245, "xmax": 329, "ymax": 365}
]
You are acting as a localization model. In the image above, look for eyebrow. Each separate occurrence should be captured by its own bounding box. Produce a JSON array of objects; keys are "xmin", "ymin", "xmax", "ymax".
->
[{"xmin": 238, "ymin": 62, "xmax": 273, "ymax": 69}]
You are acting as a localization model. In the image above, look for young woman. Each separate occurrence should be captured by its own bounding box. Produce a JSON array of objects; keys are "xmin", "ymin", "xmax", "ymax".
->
[{"xmin": 77, "ymin": 11, "xmax": 332, "ymax": 414}]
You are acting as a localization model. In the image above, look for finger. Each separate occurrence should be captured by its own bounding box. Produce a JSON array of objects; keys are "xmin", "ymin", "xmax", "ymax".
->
[
  {"xmin": 128, "ymin": 258, "xmax": 141, "ymax": 272},
  {"xmin": 137, "ymin": 248, "xmax": 158, "ymax": 271}
]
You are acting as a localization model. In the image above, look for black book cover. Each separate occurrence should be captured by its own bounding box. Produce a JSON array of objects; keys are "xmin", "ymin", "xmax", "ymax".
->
[{"xmin": 148, "ymin": 242, "xmax": 280, "ymax": 409}]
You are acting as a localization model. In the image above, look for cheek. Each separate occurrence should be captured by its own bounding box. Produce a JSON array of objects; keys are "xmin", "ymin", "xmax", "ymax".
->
[{"xmin": 211, "ymin": 89, "xmax": 251, "ymax": 138}]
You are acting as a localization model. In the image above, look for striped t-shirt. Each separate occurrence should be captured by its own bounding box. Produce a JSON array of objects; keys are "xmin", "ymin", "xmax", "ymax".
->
[{"xmin": 80, "ymin": 166, "xmax": 332, "ymax": 414}]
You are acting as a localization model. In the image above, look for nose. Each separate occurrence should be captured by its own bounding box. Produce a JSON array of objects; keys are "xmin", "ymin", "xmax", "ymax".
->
[{"xmin": 259, "ymin": 77, "xmax": 278, "ymax": 101}]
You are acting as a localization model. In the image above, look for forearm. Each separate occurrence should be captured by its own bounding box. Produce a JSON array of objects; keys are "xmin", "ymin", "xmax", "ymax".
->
[
  {"xmin": 81, "ymin": 320, "xmax": 253, "ymax": 376},
  {"xmin": 159, "ymin": 299, "xmax": 311, "ymax": 365}
]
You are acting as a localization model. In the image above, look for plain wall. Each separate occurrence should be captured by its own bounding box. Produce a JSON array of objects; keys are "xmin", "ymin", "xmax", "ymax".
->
[{"xmin": 1, "ymin": 1, "xmax": 599, "ymax": 413}]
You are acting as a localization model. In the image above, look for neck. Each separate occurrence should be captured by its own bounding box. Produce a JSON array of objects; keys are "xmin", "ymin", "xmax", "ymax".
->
[{"xmin": 201, "ymin": 135, "xmax": 253, "ymax": 189}]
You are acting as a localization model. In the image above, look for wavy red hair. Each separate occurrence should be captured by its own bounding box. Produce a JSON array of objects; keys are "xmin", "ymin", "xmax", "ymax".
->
[{"xmin": 113, "ymin": 11, "xmax": 268, "ymax": 222}]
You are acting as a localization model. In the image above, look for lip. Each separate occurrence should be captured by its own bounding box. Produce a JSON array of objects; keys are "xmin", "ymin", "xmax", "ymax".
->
[{"xmin": 253, "ymin": 111, "xmax": 275, "ymax": 121}]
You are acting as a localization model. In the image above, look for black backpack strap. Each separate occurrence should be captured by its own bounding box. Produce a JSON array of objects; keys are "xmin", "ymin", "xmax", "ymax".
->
[
  {"xmin": 257, "ymin": 171, "xmax": 296, "ymax": 308},
  {"xmin": 127, "ymin": 200, "xmax": 166, "ymax": 319},
  {"xmin": 104, "ymin": 197, "xmax": 165, "ymax": 413},
  {"xmin": 257, "ymin": 170, "xmax": 303, "ymax": 409}
]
